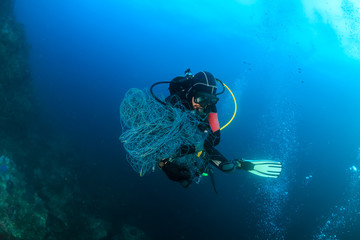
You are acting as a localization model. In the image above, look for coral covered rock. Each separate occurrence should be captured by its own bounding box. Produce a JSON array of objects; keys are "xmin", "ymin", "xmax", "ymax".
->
[
  {"xmin": 117, "ymin": 224, "xmax": 149, "ymax": 240},
  {"xmin": 0, "ymin": 154, "xmax": 48, "ymax": 239}
]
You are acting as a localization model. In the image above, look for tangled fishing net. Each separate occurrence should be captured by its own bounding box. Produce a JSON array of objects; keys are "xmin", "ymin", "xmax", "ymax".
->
[{"xmin": 119, "ymin": 88, "xmax": 207, "ymax": 177}]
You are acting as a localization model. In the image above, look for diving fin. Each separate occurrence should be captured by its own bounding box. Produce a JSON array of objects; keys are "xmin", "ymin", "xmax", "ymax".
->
[
  {"xmin": 208, "ymin": 167, "xmax": 218, "ymax": 194},
  {"xmin": 238, "ymin": 159, "xmax": 282, "ymax": 178}
]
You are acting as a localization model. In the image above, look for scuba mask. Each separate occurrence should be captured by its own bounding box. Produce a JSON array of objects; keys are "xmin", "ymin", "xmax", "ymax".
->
[
  {"xmin": 192, "ymin": 92, "xmax": 219, "ymax": 117},
  {"xmin": 194, "ymin": 92, "xmax": 219, "ymax": 108}
]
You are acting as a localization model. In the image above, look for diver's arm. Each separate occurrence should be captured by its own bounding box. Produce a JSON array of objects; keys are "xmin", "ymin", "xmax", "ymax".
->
[
  {"xmin": 204, "ymin": 105, "xmax": 221, "ymax": 147},
  {"xmin": 179, "ymin": 145, "xmax": 196, "ymax": 155},
  {"xmin": 177, "ymin": 105, "xmax": 220, "ymax": 156},
  {"xmin": 204, "ymin": 129, "xmax": 220, "ymax": 148}
]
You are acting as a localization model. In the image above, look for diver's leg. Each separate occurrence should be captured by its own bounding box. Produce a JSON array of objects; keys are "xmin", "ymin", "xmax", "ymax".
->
[{"xmin": 206, "ymin": 146, "xmax": 239, "ymax": 173}]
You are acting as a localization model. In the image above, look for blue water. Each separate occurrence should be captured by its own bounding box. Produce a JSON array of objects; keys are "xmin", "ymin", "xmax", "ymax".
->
[{"xmin": 14, "ymin": 0, "xmax": 360, "ymax": 239}]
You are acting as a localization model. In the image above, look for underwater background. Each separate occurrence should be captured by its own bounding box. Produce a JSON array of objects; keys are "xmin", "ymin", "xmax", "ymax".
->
[{"xmin": 1, "ymin": 0, "xmax": 360, "ymax": 239}]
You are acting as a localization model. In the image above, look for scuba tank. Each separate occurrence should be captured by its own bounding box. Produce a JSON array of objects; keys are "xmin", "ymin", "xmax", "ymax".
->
[
  {"xmin": 150, "ymin": 69, "xmax": 194, "ymax": 105},
  {"xmin": 168, "ymin": 69, "xmax": 194, "ymax": 99}
]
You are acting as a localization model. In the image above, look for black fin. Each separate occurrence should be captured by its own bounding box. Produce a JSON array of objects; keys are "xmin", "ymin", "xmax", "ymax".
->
[{"xmin": 209, "ymin": 167, "xmax": 218, "ymax": 194}]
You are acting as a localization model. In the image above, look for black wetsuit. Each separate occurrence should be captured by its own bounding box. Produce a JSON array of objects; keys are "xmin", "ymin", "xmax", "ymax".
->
[{"xmin": 160, "ymin": 75, "xmax": 239, "ymax": 187}]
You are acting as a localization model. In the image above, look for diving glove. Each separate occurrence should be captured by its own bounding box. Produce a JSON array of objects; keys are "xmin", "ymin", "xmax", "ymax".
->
[{"xmin": 237, "ymin": 159, "xmax": 282, "ymax": 178}]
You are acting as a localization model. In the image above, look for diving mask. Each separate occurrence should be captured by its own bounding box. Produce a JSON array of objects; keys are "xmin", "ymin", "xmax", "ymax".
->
[{"xmin": 194, "ymin": 93, "xmax": 219, "ymax": 108}]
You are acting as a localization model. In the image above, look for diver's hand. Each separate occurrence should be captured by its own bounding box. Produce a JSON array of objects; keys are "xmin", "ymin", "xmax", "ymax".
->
[
  {"xmin": 158, "ymin": 159, "xmax": 166, "ymax": 168},
  {"xmin": 158, "ymin": 158, "xmax": 172, "ymax": 169}
]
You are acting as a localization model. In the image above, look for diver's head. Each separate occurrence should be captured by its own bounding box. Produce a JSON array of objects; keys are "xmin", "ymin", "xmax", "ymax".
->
[
  {"xmin": 187, "ymin": 71, "xmax": 219, "ymax": 115},
  {"xmin": 187, "ymin": 71, "xmax": 217, "ymax": 96}
]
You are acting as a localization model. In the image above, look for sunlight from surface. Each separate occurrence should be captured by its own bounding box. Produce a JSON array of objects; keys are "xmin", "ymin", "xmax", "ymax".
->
[{"xmin": 302, "ymin": 0, "xmax": 360, "ymax": 59}]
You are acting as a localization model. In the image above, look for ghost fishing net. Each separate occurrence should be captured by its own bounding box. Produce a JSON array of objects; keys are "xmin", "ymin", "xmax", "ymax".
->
[{"xmin": 120, "ymin": 88, "xmax": 207, "ymax": 177}]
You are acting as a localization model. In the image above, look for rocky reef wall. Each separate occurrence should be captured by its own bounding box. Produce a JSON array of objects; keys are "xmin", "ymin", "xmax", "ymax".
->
[
  {"xmin": 0, "ymin": 1, "xmax": 151, "ymax": 239},
  {"xmin": 0, "ymin": 1, "xmax": 110, "ymax": 239},
  {"xmin": 0, "ymin": 0, "xmax": 33, "ymax": 141}
]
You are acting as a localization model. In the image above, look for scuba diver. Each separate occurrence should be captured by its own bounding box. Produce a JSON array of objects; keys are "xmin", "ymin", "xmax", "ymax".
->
[{"xmin": 150, "ymin": 69, "xmax": 282, "ymax": 190}]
